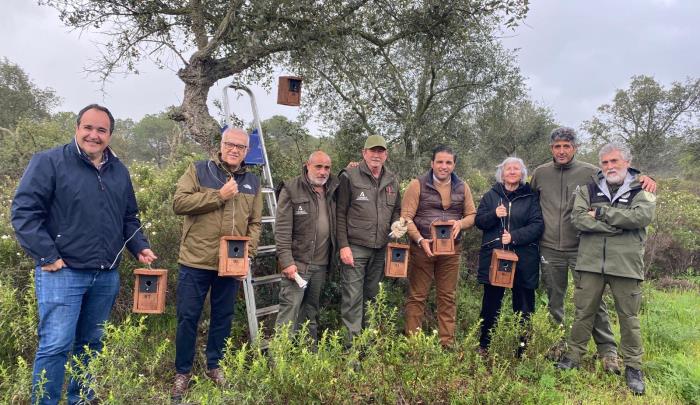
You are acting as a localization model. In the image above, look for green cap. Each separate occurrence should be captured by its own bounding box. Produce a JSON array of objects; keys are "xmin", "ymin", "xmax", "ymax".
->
[{"xmin": 364, "ymin": 135, "xmax": 387, "ymax": 149}]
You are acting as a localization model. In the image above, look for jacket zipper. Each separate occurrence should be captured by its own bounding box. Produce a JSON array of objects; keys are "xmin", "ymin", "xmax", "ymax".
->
[
  {"xmin": 310, "ymin": 185, "xmax": 319, "ymax": 263},
  {"xmin": 501, "ymin": 190, "xmax": 530, "ymax": 245},
  {"xmin": 601, "ymin": 237, "xmax": 606, "ymax": 274},
  {"xmin": 559, "ymin": 165, "xmax": 564, "ymax": 249},
  {"xmin": 375, "ymin": 180, "xmax": 380, "ymax": 247}
]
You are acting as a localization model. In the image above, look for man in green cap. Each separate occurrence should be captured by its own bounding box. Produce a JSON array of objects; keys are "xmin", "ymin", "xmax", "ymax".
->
[{"xmin": 336, "ymin": 134, "xmax": 401, "ymax": 341}]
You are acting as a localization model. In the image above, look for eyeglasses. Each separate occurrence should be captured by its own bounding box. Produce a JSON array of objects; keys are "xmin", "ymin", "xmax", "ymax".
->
[{"xmin": 221, "ymin": 141, "xmax": 248, "ymax": 151}]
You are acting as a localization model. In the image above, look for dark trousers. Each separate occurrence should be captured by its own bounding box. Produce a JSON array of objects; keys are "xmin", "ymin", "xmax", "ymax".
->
[
  {"xmin": 175, "ymin": 265, "xmax": 239, "ymax": 373},
  {"xmin": 479, "ymin": 283, "xmax": 535, "ymax": 348}
]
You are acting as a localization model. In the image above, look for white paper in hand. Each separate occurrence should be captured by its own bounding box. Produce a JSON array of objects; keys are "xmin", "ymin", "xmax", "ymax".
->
[{"xmin": 294, "ymin": 273, "xmax": 308, "ymax": 289}]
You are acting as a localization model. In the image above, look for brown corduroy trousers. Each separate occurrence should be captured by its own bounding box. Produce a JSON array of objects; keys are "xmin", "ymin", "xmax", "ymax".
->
[{"xmin": 404, "ymin": 242, "xmax": 461, "ymax": 346}]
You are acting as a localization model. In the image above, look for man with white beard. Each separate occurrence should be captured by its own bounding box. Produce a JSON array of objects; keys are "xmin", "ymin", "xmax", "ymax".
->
[
  {"xmin": 275, "ymin": 151, "xmax": 339, "ymax": 343},
  {"xmin": 556, "ymin": 143, "xmax": 656, "ymax": 396}
]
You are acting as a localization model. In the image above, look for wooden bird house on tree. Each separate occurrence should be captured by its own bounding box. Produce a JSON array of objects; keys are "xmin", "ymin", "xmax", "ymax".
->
[{"xmin": 277, "ymin": 76, "xmax": 303, "ymax": 106}]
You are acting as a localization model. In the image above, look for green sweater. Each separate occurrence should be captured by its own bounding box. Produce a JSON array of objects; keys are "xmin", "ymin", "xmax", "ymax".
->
[{"xmin": 530, "ymin": 158, "xmax": 598, "ymax": 252}]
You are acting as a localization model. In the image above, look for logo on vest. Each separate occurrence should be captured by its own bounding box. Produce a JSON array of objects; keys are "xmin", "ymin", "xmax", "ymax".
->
[
  {"xmin": 356, "ymin": 191, "xmax": 369, "ymax": 201},
  {"xmin": 294, "ymin": 205, "xmax": 308, "ymax": 215},
  {"xmin": 243, "ymin": 184, "xmax": 252, "ymax": 190}
]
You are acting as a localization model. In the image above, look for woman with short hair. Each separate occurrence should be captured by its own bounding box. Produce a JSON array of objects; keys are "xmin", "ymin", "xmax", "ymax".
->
[{"xmin": 475, "ymin": 157, "xmax": 544, "ymax": 354}]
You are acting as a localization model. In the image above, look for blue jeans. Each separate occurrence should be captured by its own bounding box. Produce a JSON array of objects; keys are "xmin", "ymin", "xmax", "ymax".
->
[
  {"xmin": 175, "ymin": 265, "xmax": 240, "ymax": 373},
  {"xmin": 32, "ymin": 266, "xmax": 120, "ymax": 405}
]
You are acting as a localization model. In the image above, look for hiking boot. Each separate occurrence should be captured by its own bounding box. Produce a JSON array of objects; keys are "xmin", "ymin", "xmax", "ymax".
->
[
  {"xmin": 205, "ymin": 368, "xmax": 226, "ymax": 386},
  {"xmin": 625, "ymin": 367, "xmax": 645, "ymax": 395},
  {"xmin": 476, "ymin": 346, "xmax": 488, "ymax": 359},
  {"xmin": 171, "ymin": 373, "xmax": 191, "ymax": 400},
  {"xmin": 555, "ymin": 357, "xmax": 579, "ymax": 370},
  {"xmin": 601, "ymin": 353, "xmax": 621, "ymax": 375},
  {"xmin": 546, "ymin": 340, "xmax": 566, "ymax": 361}
]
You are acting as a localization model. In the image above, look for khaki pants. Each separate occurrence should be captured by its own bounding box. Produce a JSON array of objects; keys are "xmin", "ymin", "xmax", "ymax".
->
[
  {"xmin": 540, "ymin": 246, "xmax": 617, "ymax": 356},
  {"xmin": 565, "ymin": 271, "xmax": 643, "ymax": 369},
  {"xmin": 404, "ymin": 243, "xmax": 461, "ymax": 346},
  {"xmin": 275, "ymin": 264, "xmax": 328, "ymax": 341},
  {"xmin": 340, "ymin": 244, "xmax": 386, "ymax": 338}
]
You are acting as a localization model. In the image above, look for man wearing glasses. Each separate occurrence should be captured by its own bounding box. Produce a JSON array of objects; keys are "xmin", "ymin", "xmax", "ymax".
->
[{"xmin": 171, "ymin": 127, "xmax": 262, "ymax": 399}]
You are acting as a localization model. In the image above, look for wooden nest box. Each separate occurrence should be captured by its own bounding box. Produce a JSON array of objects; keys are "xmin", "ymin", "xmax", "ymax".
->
[
  {"xmin": 489, "ymin": 249, "xmax": 518, "ymax": 288},
  {"xmin": 277, "ymin": 76, "xmax": 303, "ymax": 106},
  {"xmin": 218, "ymin": 236, "xmax": 250, "ymax": 277},
  {"xmin": 385, "ymin": 243, "xmax": 409, "ymax": 278},
  {"xmin": 431, "ymin": 221, "xmax": 455, "ymax": 255},
  {"xmin": 132, "ymin": 268, "xmax": 168, "ymax": 314}
]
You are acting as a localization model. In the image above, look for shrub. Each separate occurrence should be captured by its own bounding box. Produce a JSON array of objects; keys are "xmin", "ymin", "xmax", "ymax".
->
[{"xmin": 67, "ymin": 316, "xmax": 171, "ymax": 404}]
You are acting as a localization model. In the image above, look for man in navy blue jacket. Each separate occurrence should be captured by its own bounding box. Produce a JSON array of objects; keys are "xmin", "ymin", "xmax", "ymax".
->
[{"xmin": 11, "ymin": 104, "xmax": 157, "ymax": 405}]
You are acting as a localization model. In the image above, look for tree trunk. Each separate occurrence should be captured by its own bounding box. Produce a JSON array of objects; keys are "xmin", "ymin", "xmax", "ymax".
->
[{"xmin": 172, "ymin": 58, "xmax": 221, "ymax": 155}]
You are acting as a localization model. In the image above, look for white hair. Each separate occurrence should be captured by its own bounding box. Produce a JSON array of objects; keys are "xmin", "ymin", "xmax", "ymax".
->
[
  {"xmin": 495, "ymin": 157, "xmax": 528, "ymax": 185},
  {"xmin": 598, "ymin": 142, "xmax": 632, "ymax": 163}
]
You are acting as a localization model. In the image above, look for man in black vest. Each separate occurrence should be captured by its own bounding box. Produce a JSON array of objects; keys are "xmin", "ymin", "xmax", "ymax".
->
[
  {"xmin": 336, "ymin": 135, "xmax": 401, "ymax": 340},
  {"xmin": 401, "ymin": 145, "xmax": 476, "ymax": 348}
]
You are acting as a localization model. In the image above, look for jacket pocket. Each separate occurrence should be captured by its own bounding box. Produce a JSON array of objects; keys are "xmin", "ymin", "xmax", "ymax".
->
[
  {"xmin": 180, "ymin": 217, "xmax": 195, "ymax": 244},
  {"xmin": 347, "ymin": 217, "xmax": 374, "ymax": 241},
  {"xmin": 351, "ymin": 184, "xmax": 372, "ymax": 203},
  {"xmin": 384, "ymin": 188, "xmax": 398, "ymax": 207},
  {"xmin": 291, "ymin": 197, "xmax": 311, "ymax": 217}
]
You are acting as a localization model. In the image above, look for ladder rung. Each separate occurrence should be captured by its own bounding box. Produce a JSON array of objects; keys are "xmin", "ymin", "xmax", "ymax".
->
[
  {"xmin": 262, "ymin": 187, "xmax": 275, "ymax": 194},
  {"xmin": 256, "ymin": 304, "xmax": 279, "ymax": 317},
  {"xmin": 257, "ymin": 245, "xmax": 276, "ymax": 255},
  {"xmin": 262, "ymin": 216, "xmax": 275, "ymax": 223},
  {"xmin": 252, "ymin": 274, "xmax": 283, "ymax": 285}
]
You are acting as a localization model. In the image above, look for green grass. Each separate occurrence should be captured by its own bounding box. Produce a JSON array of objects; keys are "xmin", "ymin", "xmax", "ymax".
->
[{"xmin": 1, "ymin": 276, "xmax": 698, "ymax": 404}]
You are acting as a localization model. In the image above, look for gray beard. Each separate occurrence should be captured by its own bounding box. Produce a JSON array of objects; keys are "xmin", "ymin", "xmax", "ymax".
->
[{"xmin": 308, "ymin": 177, "xmax": 328, "ymax": 186}]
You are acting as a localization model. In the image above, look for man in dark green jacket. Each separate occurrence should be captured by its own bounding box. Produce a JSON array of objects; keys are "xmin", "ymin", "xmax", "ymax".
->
[
  {"xmin": 275, "ymin": 151, "xmax": 339, "ymax": 342},
  {"xmin": 531, "ymin": 127, "xmax": 655, "ymax": 370},
  {"xmin": 557, "ymin": 143, "xmax": 656, "ymax": 396},
  {"xmin": 337, "ymin": 135, "xmax": 401, "ymax": 339}
]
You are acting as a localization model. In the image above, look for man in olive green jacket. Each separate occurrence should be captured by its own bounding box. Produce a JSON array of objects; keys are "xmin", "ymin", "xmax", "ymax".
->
[
  {"xmin": 557, "ymin": 143, "xmax": 656, "ymax": 396},
  {"xmin": 275, "ymin": 151, "xmax": 339, "ymax": 342},
  {"xmin": 337, "ymin": 135, "xmax": 401, "ymax": 340},
  {"xmin": 171, "ymin": 128, "xmax": 262, "ymax": 398}
]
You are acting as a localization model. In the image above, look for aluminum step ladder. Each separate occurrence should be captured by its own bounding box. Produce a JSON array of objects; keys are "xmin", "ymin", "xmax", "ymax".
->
[{"xmin": 223, "ymin": 82, "xmax": 282, "ymax": 345}]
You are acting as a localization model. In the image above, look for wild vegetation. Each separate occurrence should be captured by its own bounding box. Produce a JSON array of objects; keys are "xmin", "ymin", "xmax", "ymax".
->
[{"xmin": 1, "ymin": 29, "xmax": 699, "ymax": 403}]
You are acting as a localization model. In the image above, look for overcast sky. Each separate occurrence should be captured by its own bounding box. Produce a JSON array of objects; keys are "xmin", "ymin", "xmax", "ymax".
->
[{"xmin": 1, "ymin": 0, "xmax": 698, "ymax": 136}]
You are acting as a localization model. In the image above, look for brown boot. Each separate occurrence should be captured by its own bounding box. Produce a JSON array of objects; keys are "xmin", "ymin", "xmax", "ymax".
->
[
  {"xmin": 601, "ymin": 354, "xmax": 621, "ymax": 375},
  {"xmin": 171, "ymin": 373, "xmax": 191, "ymax": 400},
  {"xmin": 205, "ymin": 368, "xmax": 226, "ymax": 386}
]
